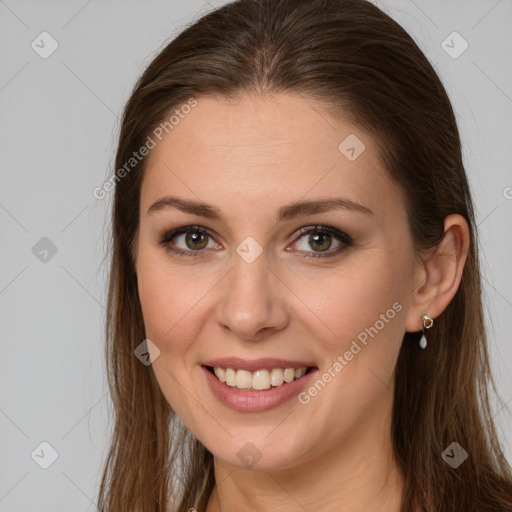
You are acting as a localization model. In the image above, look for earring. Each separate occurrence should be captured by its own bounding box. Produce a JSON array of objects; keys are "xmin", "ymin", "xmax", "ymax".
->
[{"xmin": 419, "ymin": 314, "xmax": 434, "ymax": 349}]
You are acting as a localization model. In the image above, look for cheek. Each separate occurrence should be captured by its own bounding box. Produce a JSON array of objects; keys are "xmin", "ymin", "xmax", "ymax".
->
[
  {"xmin": 136, "ymin": 247, "xmax": 208, "ymax": 340},
  {"xmin": 136, "ymin": 252, "xmax": 210, "ymax": 426},
  {"xmin": 287, "ymin": 258, "xmax": 407, "ymax": 442},
  {"xmin": 288, "ymin": 252, "xmax": 409, "ymax": 356}
]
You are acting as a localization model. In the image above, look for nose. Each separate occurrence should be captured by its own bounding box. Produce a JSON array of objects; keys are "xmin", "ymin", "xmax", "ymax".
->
[{"xmin": 215, "ymin": 248, "xmax": 289, "ymax": 341}]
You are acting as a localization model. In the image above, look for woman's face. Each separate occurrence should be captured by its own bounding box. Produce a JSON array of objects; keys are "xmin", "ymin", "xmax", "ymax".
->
[{"xmin": 135, "ymin": 92, "xmax": 420, "ymax": 470}]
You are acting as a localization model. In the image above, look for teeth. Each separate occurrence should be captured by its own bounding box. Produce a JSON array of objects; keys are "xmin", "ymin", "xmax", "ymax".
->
[
  {"xmin": 252, "ymin": 370, "xmax": 271, "ymax": 390},
  {"xmin": 284, "ymin": 368, "xmax": 295, "ymax": 382},
  {"xmin": 215, "ymin": 367, "xmax": 226, "ymax": 383},
  {"xmin": 225, "ymin": 368, "xmax": 236, "ymax": 387},
  {"xmin": 213, "ymin": 366, "xmax": 308, "ymax": 390},
  {"xmin": 270, "ymin": 368, "xmax": 284, "ymax": 386},
  {"xmin": 236, "ymin": 370, "xmax": 252, "ymax": 389}
]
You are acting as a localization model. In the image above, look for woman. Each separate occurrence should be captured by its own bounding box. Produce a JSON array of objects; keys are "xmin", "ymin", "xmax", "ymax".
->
[{"xmin": 97, "ymin": 0, "xmax": 512, "ymax": 510}]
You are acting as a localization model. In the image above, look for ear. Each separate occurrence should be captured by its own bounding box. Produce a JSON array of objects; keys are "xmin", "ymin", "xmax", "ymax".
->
[{"xmin": 404, "ymin": 214, "xmax": 470, "ymax": 333}]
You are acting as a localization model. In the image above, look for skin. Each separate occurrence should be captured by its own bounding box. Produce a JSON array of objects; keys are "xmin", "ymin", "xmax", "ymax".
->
[{"xmin": 134, "ymin": 92, "xmax": 469, "ymax": 512}]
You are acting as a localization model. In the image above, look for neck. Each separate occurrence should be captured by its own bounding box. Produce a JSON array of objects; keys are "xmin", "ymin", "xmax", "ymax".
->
[{"xmin": 205, "ymin": 391, "xmax": 404, "ymax": 512}]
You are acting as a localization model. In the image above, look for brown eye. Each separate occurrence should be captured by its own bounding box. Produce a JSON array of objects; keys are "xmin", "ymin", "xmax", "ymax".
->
[
  {"xmin": 159, "ymin": 226, "xmax": 220, "ymax": 257},
  {"xmin": 184, "ymin": 230, "xmax": 209, "ymax": 250},
  {"xmin": 307, "ymin": 231, "xmax": 332, "ymax": 252},
  {"xmin": 292, "ymin": 225, "xmax": 353, "ymax": 258}
]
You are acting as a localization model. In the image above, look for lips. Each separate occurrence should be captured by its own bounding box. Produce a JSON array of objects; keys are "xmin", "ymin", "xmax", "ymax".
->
[
  {"xmin": 201, "ymin": 357, "xmax": 319, "ymax": 412},
  {"xmin": 202, "ymin": 365, "xmax": 317, "ymax": 412}
]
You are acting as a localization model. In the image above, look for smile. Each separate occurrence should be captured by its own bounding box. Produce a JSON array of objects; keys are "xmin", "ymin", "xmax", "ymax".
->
[
  {"xmin": 201, "ymin": 359, "xmax": 319, "ymax": 412},
  {"xmin": 208, "ymin": 366, "xmax": 312, "ymax": 390}
]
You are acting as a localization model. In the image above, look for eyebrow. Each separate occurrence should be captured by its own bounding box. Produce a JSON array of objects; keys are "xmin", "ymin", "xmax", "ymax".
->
[{"xmin": 146, "ymin": 195, "xmax": 373, "ymax": 222}]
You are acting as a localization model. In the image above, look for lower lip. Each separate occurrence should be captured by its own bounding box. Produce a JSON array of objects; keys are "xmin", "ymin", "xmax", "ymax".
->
[{"xmin": 201, "ymin": 366, "xmax": 318, "ymax": 412}]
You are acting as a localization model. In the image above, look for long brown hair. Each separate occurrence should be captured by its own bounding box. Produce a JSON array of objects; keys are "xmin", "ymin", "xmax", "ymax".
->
[{"xmin": 97, "ymin": 0, "xmax": 512, "ymax": 510}]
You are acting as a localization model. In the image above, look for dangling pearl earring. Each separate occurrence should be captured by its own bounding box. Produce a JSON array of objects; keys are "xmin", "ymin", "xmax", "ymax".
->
[{"xmin": 419, "ymin": 314, "xmax": 434, "ymax": 349}]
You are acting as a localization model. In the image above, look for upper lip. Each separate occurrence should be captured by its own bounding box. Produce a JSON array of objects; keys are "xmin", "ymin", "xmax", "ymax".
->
[{"xmin": 202, "ymin": 357, "xmax": 317, "ymax": 372}]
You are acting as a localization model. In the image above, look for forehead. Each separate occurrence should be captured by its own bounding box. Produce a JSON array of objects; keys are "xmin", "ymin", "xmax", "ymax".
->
[{"xmin": 140, "ymin": 92, "xmax": 400, "ymax": 221}]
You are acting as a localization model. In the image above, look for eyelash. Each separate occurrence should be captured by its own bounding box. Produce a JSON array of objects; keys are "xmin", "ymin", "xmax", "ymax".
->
[{"xmin": 158, "ymin": 224, "xmax": 353, "ymax": 260}]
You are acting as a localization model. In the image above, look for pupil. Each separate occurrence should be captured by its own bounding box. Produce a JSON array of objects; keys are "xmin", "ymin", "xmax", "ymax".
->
[
  {"xmin": 311, "ymin": 232, "xmax": 331, "ymax": 251},
  {"xmin": 187, "ymin": 231, "xmax": 207, "ymax": 249}
]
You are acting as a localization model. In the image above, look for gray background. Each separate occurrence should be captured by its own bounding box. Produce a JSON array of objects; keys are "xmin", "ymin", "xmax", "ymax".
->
[{"xmin": 0, "ymin": 0, "xmax": 511, "ymax": 510}]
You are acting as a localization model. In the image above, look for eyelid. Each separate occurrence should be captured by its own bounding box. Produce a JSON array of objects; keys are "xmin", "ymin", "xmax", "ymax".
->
[
  {"xmin": 160, "ymin": 225, "xmax": 216, "ymax": 243},
  {"xmin": 159, "ymin": 225, "xmax": 220, "ymax": 255},
  {"xmin": 288, "ymin": 225, "xmax": 352, "ymax": 259},
  {"xmin": 292, "ymin": 225, "xmax": 352, "ymax": 245}
]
